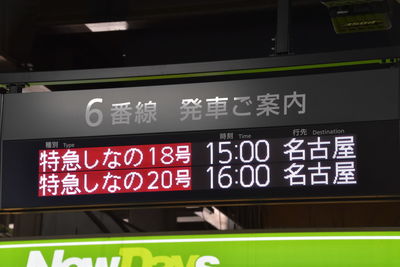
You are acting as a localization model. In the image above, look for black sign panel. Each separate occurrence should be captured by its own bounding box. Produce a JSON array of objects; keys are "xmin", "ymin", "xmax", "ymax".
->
[
  {"xmin": 2, "ymin": 68, "xmax": 398, "ymax": 140},
  {"xmin": 2, "ymin": 120, "xmax": 399, "ymax": 210}
]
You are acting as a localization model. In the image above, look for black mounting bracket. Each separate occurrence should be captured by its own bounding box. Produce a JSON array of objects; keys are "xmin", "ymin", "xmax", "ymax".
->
[
  {"xmin": 3, "ymin": 83, "xmax": 27, "ymax": 94},
  {"xmin": 273, "ymin": 0, "xmax": 291, "ymax": 55}
]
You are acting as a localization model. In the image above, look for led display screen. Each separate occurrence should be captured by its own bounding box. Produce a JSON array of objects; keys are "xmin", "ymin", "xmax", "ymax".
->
[
  {"xmin": 2, "ymin": 120, "xmax": 399, "ymax": 210},
  {"xmin": 37, "ymin": 136, "xmax": 356, "ymax": 197}
]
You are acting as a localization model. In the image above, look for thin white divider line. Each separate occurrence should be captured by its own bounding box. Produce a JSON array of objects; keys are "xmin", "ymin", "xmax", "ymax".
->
[{"xmin": 0, "ymin": 236, "xmax": 400, "ymax": 249}]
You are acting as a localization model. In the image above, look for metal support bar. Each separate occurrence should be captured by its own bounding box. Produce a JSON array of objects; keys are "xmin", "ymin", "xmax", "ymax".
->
[
  {"xmin": 0, "ymin": 46, "xmax": 398, "ymax": 87},
  {"xmin": 84, "ymin": 211, "xmax": 111, "ymax": 233},
  {"xmin": 103, "ymin": 211, "xmax": 144, "ymax": 232},
  {"xmin": 275, "ymin": 0, "xmax": 291, "ymax": 54},
  {"xmin": 103, "ymin": 211, "xmax": 130, "ymax": 233}
]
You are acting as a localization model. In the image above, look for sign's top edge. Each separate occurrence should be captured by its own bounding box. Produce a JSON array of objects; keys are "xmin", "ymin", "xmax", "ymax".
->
[
  {"xmin": 3, "ymin": 67, "xmax": 396, "ymax": 97},
  {"xmin": 1, "ymin": 231, "xmax": 400, "ymax": 247},
  {"xmin": 0, "ymin": 45, "xmax": 398, "ymax": 87}
]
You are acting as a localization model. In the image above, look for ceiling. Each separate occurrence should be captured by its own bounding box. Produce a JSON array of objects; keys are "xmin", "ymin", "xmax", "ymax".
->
[{"xmin": 0, "ymin": 0, "xmax": 399, "ymax": 74}]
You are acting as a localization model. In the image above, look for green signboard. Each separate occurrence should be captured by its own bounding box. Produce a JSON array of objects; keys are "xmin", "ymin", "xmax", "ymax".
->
[{"xmin": 1, "ymin": 231, "xmax": 399, "ymax": 267}]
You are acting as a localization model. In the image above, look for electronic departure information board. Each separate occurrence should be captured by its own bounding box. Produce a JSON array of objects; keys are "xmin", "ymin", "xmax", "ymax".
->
[
  {"xmin": 2, "ymin": 120, "xmax": 399, "ymax": 210},
  {"xmin": 1, "ymin": 68, "xmax": 399, "ymax": 210}
]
